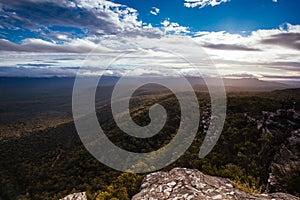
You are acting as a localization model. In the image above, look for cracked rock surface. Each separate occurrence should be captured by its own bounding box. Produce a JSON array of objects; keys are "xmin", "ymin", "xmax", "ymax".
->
[
  {"xmin": 132, "ymin": 168, "xmax": 300, "ymax": 200},
  {"xmin": 60, "ymin": 192, "xmax": 87, "ymax": 200}
]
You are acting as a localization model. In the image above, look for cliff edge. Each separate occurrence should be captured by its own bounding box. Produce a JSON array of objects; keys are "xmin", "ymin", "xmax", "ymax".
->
[{"xmin": 132, "ymin": 168, "xmax": 299, "ymax": 200}]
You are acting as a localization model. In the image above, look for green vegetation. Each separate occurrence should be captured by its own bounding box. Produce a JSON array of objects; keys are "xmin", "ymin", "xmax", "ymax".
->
[{"xmin": 0, "ymin": 88, "xmax": 299, "ymax": 199}]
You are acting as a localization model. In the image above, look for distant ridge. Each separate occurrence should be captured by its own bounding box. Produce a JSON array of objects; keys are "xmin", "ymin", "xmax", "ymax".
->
[
  {"xmin": 0, "ymin": 76, "xmax": 293, "ymax": 92},
  {"xmin": 188, "ymin": 77, "xmax": 290, "ymax": 92}
]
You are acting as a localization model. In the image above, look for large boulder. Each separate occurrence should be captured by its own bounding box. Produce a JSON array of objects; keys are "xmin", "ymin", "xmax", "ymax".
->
[{"xmin": 132, "ymin": 168, "xmax": 299, "ymax": 200}]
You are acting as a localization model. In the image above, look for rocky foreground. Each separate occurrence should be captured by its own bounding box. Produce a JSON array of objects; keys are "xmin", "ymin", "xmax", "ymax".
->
[
  {"xmin": 132, "ymin": 168, "xmax": 299, "ymax": 200},
  {"xmin": 61, "ymin": 168, "xmax": 299, "ymax": 200}
]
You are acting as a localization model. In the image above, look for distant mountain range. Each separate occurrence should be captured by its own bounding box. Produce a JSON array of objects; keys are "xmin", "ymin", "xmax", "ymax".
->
[{"xmin": 0, "ymin": 76, "xmax": 297, "ymax": 93}]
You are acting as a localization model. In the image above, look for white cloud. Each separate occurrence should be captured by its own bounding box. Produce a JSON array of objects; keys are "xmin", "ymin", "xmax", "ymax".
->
[
  {"xmin": 150, "ymin": 7, "xmax": 160, "ymax": 15},
  {"xmin": 1, "ymin": 23, "xmax": 300, "ymax": 80},
  {"xmin": 273, "ymin": 0, "xmax": 278, "ymax": 2},
  {"xmin": 1, "ymin": 0, "xmax": 144, "ymax": 37},
  {"xmin": 0, "ymin": 0, "xmax": 300, "ymax": 82},
  {"xmin": 184, "ymin": 0, "xmax": 230, "ymax": 9},
  {"xmin": 161, "ymin": 19, "xmax": 190, "ymax": 34},
  {"xmin": 192, "ymin": 23, "xmax": 300, "ymax": 79}
]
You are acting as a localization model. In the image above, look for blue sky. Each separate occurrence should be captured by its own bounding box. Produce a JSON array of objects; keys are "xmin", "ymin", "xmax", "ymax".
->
[
  {"xmin": 1, "ymin": 0, "xmax": 299, "ymax": 42},
  {"xmin": 112, "ymin": 0, "xmax": 299, "ymax": 32},
  {"xmin": 0, "ymin": 0, "xmax": 299, "ymax": 82}
]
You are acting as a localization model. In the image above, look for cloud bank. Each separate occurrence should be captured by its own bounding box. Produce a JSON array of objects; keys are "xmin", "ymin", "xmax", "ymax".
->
[{"xmin": 0, "ymin": 0, "xmax": 299, "ymax": 82}]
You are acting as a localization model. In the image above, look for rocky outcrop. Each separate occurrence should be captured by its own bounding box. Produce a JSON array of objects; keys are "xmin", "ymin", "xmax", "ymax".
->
[
  {"xmin": 244, "ymin": 109, "xmax": 300, "ymax": 136},
  {"xmin": 132, "ymin": 168, "xmax": 300, "ymax": 200},
  {"xmin": 244, "ymin": 109, "xmax": 300, "ymax": 194},
  {"xmin": 267, "ymin": 128, "xmax": 300, "ymax": 192},
  {"xmin": 199, "ymin": 104, "xmax": 211, "ymax": 134},
  {"xmin": 60, "ymin": 192, "xmax": 87, "ymax": 200}
]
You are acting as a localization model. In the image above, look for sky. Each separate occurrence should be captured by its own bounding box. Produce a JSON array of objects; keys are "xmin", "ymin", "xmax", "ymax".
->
[{"xmin": 0, "ymin": 0, "xmax": 299, "ymax": 82}]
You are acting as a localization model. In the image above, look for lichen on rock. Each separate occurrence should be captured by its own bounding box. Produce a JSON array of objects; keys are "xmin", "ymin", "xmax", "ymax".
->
[{"xmin": 132, "ymin": 168, "xmax": 300, "ymax": 200}]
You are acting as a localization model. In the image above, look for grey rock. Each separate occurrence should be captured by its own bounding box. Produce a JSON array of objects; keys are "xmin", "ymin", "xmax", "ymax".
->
[
  {"xmin": 132, "ymin": 168, "xmax": 300, "ymax": 200},
  {"xmin": 245, "ymin": 109, "xmax": 300, "ymax": 193},
  {"xmin": 60, "ymin": 192, "xmax": 87, "ymax": 200},
  {"xmin": 276, "ymin": 109, "xmax": 287, "ymax": 117},
  {"xmin": 267, "ymin": 129, "xmax": 300, "ymax": 193}
]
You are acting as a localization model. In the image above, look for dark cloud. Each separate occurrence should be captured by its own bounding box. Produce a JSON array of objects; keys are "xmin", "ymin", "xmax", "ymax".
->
[
  {"xmin": 212, "ymin": 59, "xmax": 300, "ymax": 71},
  {"xmin": 0, "ymin": 39, "xmax": 24, "ymax": 51},
  {"xmin": 266, "ymin": 61, "xmax": 300, "ymax": 68},
  {"xmin": 54, "ymin": 57, "xmax": 84, "ymax": 61},
  {"xmin": 16, "ymin": 63, "xmax": 55, "ymax": 67},
  {"xmin": 0, "ymin": 38, "xmax": 122, "ymax": 53},
  {"xmin": 0, "ymin": 66, "xmax": 78, "ymax": 77},
  {"xmin": 202, "ymin": 43, "xmax": 260, "ymax": 51},
  {"xmin": 0, "ymin": 0, "xmax": 121, "ymax": 35},
  {"xmin": 0, "ymin": 66, "xmax": 125, "ymax": 77},
  {"xmin": 263, "ymin": 61, "xmax": 300, "ymax": 71},
  {"xmin": 0, "ymin": 39, "xmax": 92, "ymax": 53},
  {"xmin": 259, "ymin": 74, "xmax": 300, "ymax": 86},
  {"xmin": 261, "ymin": 33, "xmax": 300, "ymax": 50},
  {"xmin": 263, "ymin": 75, "xmax": 300, "ymax": 79},
  {"xmin": 0, "ymin": 0, "xmax": 163, "ymax": 52}
]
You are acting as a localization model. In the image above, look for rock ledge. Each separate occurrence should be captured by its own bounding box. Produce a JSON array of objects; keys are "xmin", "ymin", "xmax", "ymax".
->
[{"xmin": 132, "ymin": 168, "xmax": 299, "ymax": 200}]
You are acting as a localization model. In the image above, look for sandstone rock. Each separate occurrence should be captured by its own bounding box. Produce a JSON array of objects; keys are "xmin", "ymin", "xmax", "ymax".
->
[
  {"xmin": 267, "ymin": 129, "xmax": 300, "ymax": 193},
  {"xmin": 132, "ymin": 168, "xmax": 300, "ymax": 200},
  {"xmin": 60, "ymin": 192, "xmax": 87, "ymax": 200},
  {"xmin": 245, "ymin": 109, "xmax": 300, "ymax": 193}
]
